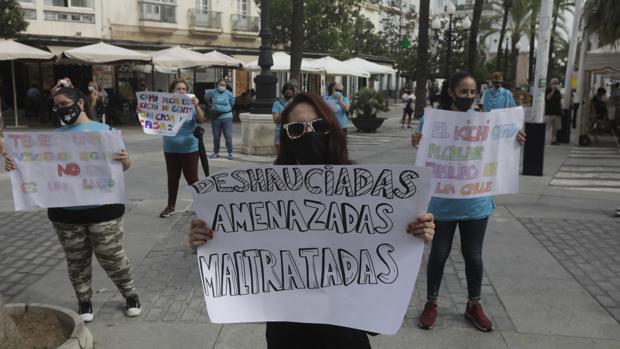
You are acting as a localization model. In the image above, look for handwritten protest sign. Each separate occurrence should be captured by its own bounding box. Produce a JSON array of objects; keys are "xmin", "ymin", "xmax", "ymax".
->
[
  {"xmin": 136, "ymin": 91, "xmax": 193, "ymax": 136},
  {"xmin": 190, "ymin": 165, "xmax": 431, "ymax": 334},
  {"xmin": 415, "ymin": 107, "xmax": 524, "ymax": 199},
  {"xmin": 5, "ymin": 131, "xmax": 125, "ymax": 211}
]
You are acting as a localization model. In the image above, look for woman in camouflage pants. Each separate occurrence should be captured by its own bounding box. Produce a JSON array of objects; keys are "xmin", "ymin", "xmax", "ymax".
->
[{"xmin": 4, "ymin": 84, "xmax": 140, "ymax": 322}]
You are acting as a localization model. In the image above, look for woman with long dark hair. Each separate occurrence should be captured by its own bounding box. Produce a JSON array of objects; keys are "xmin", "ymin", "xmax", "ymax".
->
[
  {"xmin": 4, "ymin": 83, "xmax": 141, "ymax": 323},
  {"xmin": 413, "ymin": 71, "xmax": 526, "ymax": 332},
  {"xmin": 189, "ymin": 92, "xmax": 436, "ymax": 348}
]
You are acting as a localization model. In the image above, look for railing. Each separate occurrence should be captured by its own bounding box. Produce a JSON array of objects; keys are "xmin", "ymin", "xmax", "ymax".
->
[
  {"xmin": 188, "ymin": 9, "xmax": 222, "ymax": 29},
  {"xmin": 21, "ymin": 8, "xmax": 37, "ymax": 19},
  {"xmin": 44, "ymin": 10, "xmax": 94, "ymax": 23},
  {"xmin": 231, "ymin": 14, "xmax": 259, "ymax": 33},
  {"xmin": 139, "ymin": 1, "xmax": 176, "ymax": 23}
]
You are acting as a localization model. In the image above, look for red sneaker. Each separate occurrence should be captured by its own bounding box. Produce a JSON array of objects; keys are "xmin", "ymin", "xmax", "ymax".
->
[
  {"xmin": 464, "ymin": 301, "xmax": 494, "ymax": 332},
  {"xmin": 418, "ymin": 301, "xmax": 438, "ymax": 330}
]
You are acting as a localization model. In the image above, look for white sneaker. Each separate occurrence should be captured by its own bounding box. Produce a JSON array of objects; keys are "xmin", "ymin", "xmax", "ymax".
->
[{"xmin": 125, "ymin": 295, "xmax": 141, "ymax": 317}]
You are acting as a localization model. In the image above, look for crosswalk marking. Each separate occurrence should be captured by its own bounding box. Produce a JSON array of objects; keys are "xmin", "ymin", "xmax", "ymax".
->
[{"xmin": 550, "ymin": 147, "xmax": 620, "ymax": 192}]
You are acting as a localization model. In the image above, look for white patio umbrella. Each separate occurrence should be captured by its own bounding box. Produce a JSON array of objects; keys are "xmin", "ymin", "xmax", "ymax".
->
[
  {"xmin": 343, "ymin": 57, "xmax": 396, "ymax": 75},
  {"xmin": 0, "ymin": 39, "xmax": 54, "ymax": 127},
  {"xmin": 152, "ymin": 45, "xmax": 216, "ymax": 69},
  {"xmin": 203, "ymin": 50, "xmax": 244, "ymax": 68},
  {"xmin": 244, "ymin": 52, "xmax": 324, "ymax": 73},
  {"xmin": 306, "ymin": 56, "xmax": 371, "ymax": 78},
  {"xmin": 61, "ymin": 42, "xmax": 151, "ymax": 63}
]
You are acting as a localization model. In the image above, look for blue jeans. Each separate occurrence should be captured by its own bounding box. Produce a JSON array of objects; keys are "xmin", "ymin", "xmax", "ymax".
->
[{"xmin": 212, "ymin": 117, "xmax": 233, "ymax": 154}]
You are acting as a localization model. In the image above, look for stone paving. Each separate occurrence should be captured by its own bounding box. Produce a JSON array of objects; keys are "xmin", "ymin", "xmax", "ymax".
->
[
  {"xmin": 520, "ymin": 218, "xmax": 620, "ymax": 323},
  {"xmin": 0, "ymin": 211, "xmax": 64, "ymax": 300}
]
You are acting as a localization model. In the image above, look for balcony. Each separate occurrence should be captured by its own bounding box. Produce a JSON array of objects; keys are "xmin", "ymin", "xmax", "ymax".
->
[
  {"xmin": 231, "ymin": 14, "xmax": 259, "ymax": 38},
  {"xmin": 188, "ymin": 9, "xmax": 222, "ymax": 35},
  {"xmin": 139, "ymin": 0, "xmax": 177, "ymax": 33}
]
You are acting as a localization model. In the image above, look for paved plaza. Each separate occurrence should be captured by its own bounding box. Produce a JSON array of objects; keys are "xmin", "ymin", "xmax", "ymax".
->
[{"xmin": 2, "ymin": 112, "xmax": 620, "ymax": 348}]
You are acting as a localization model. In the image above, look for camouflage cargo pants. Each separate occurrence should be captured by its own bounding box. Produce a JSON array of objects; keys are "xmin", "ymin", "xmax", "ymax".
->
[{"xmin": 52, "ymin": 218, "xmax": 137, "ymax": 302}]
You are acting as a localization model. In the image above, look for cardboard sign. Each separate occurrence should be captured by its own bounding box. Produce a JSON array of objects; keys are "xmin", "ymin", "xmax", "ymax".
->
[
  {"xmin": 190, "ymin": 165, "xmax": 432, "ymax": 335},
  {"xmin": 136, "ymin": 91, "xmax": 193, "ymax": 136},
  {"xmin": 5, "ymin": 131, "xmax": 125, "ymax": 211},
  {"xmin": 415, "ymin": 107, "xmax": 524, "ymax": 198}
]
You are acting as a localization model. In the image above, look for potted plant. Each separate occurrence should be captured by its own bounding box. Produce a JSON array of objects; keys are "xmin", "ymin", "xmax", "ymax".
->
[{"xmin": 350, "ymin": 88, "xmax": 389, "ymax": 132}]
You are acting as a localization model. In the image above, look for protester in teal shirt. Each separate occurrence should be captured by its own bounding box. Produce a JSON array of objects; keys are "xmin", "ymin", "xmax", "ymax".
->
[
  {"xmin": 205, "ymin": 79, "xmax": 236, "ymax": 160},
  {"xmin": 482, "ymin": 72, "xmax": 516, "ymax": 112},
  {"xmin": 413, "ymin": 71, "xmax": 526, "ymax": 333},
  {"xmin": 323, "ymin": 82, "xmax": 350, "ymax": 132},
  {"xmin": 272, "ymin": 82, "xmax": 295, "ymax": 153},
  {"xmin": 160, "ymin": 79, "xmax": 205, "ymax": 218}
]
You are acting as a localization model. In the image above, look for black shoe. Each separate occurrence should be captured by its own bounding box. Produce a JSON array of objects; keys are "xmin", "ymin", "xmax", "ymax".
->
[
  {"xmin": 125, "ymin": 295, "xmax": 141, "ymax": 317},
  {"xmin": 78, "ymin": 300, "xmax": 93, "ymax": 322}
]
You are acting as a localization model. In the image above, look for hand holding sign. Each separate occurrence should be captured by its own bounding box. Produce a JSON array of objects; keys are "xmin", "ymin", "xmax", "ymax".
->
[{"xmin": 136, "ymin": 91, "xmax": 194, "ymax": 136}]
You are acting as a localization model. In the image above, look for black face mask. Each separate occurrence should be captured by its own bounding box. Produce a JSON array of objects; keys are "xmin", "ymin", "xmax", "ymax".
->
[
  {"xmin": 288, "ymin": 131, "xmax": 330, "ymax": 165},
  {"xmin": 56, "ymin": 104, "xmax": 81, "ymax": 125},
  {"xmin": 453, "ymin": 96, "xmax": 475, "ymax": 112}
]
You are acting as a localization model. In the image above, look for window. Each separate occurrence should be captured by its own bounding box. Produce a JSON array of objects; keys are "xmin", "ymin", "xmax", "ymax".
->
[
  {"xmin": 196, "ymin": 0, "xmax": 208, "ymax": 12},
  {"xmin": 22, "ymin": 8, "xmax": 37, "ymax": 19},
  {"xmin": 44, "ymin": 0, "xmax": 94, "ymax": 8},
  {"xmin": 19, "ymin": 0, "xmax": 35, "ymax": 4},
  {"xmin": 139, "ymin": 0, "xmax": 176, "ymax": 23},
  {"xmin": 44, "ymin": 10, "xmax": 95, "ymax": 23},
  {"xmin": 237, "ymin": 0, "xmax": 248, "ymax": 16}
]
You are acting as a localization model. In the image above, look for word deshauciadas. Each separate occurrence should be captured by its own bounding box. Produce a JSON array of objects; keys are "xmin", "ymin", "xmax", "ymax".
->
[
  {"xmin": 191, "ymin": 166, "xmax": 420, "ymax": 200},
  {"xmin": 199, "ymin": 244, "xmax": 398, "ymax": 298}
]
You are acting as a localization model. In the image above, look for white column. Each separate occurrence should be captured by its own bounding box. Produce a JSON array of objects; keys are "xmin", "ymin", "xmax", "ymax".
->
[
  {"xmin": 562, "ymin": 0, "xmax": 582, "ymax": 110},
  {"xmin": 531, "ymin": 0, "xmax": 555, "ymax": 123}
]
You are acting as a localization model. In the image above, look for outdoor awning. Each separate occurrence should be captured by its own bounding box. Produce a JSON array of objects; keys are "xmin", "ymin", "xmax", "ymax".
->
[
  {"xmin": 203, "ymin": 50, "xmax": 244, "ymax": 68},
  {"xmin": 306, "ymin": 56, "xmax": 371, "ymax": 78},
  {"xmin": 61, "ymin": 42, "xmax": 151, "ymax": 64},
  {"xmin": 584, "ymin": 40, "xmax": 620, "ymax": 76},
  {"xmin": 244, "ymin": 52, "xmax": 324, "ymax": 73},
  {"xmin": 343, "ymin": 57, "xmax": 396, "ymax": 75},
  {"xmin": 152, "ymin": 45, "xmax": 216, "ymax": 69},
  {"xmin": 0, "ymin": 39, "xmax": 54, "ymax": 61}
]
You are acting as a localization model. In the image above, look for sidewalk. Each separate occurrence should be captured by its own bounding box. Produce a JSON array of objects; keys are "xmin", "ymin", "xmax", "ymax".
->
[{"xmin": 2, "ymin": 113, "xmax": 620, "ymax": 348}]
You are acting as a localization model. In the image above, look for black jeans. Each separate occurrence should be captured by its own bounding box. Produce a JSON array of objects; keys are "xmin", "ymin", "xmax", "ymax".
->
[{"xmin": 426, "ymin": 218, "xmax": 489, "ymax": 301}]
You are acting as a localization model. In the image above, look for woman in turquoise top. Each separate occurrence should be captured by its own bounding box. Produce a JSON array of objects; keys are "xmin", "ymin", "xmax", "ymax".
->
[
  {"xmin": 413, "ymin": 71, "xmax": 526, "ymax": 332},
  {"xmin": 272, "ymin": 82, "xmax": 295, "ymax": 153},
  {"xmin": 160, "ymin": 79, "xmax": 206, "ymax": 218},
  {"xmin": 205, "ymin": 79, "xmax": 236, "ymax": 160},
  {"xmin": 5, "ymin": 84, "xmax": 141, "ymax": 323},
  {"xmin": 323, "ymin": 82, "xmax": 350, "ymax": 134},
  {"xmin": 482, "ymin": 72, "xmax": 516, "ymax": 112}
]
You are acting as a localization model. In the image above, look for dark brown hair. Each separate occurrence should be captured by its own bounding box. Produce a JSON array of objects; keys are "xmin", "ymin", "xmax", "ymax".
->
[
  {"xmin": 169, "ymin": 79, "xmax": 190, "ymax": 92},
  {"xmin": 275, "ymin": 92, "xmax": 351, "ymax": 165}
]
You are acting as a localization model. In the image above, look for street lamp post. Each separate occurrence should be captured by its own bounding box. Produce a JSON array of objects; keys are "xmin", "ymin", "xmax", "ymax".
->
[
  {"xmin": 431, "ymin": 1, "xmax": 470, "ymax": 78},
  {"xmin": 251, "ymin": 0, "xmax": 277, "ymax": 114}
]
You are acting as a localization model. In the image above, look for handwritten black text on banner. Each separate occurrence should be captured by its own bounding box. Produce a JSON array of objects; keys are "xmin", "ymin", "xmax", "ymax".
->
[{"xmin": 190, "ymin": 165, "xmax": 431, "ymax": 335}]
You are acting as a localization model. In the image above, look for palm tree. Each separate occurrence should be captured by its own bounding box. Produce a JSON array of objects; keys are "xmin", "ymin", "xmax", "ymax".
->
[
  {"xmin": 289, "ymin": 0, "xmax": 304, "ymax": 84},
  {"xmin": 584, "ymin": 0, "xmax": 620, "ymax": 45},
  {"xmin": 506, "ymin": 0, "xmax": 532, "ymax": 83},
  {"xmin": 467, "ymin": 0, "xmax": 485, "ymax": 73},
  {"xmin": 496, "ymin": 0, "xmax": 512, "ymax": 72},
  {"xmin": 527, "ymin": 0, "xmax": 540, "ymax": 85},
  {"xmin": 413, "ymin": 0, "xmax": 430, "ymax": 119},
  {"xmin": 547, "ymin": 0, "xmax": 574, "ymax": 81}
]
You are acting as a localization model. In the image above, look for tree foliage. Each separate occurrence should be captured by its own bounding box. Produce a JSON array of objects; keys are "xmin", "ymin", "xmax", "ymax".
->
[
  {"xmin": 0, "ymin": 0, "xmax": 29, "ymax": 39},
  {"xmin": 377, "ymin": 10, "xmax": 417, "ymax": 79},
  {"xmin": 584, "ymin": 0, "xmax": 620, "ymax": 46}
]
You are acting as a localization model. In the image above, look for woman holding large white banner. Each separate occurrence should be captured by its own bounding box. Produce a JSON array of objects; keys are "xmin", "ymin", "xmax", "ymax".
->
[
  {"xmin": 189, "ymin": 92, "xmax": 436, "ymax": 348},
  {"xmin": 4, "ymin": 84, "xmax": 141, "ymax": 323},
  {"xmin": 413, "ymin": 71, "xmax": 526, "ymax": 332}
]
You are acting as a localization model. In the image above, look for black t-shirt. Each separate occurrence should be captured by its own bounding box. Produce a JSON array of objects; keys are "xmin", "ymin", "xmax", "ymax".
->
[
  {"xmin": 48, "ymin": 204, "xmax": 125, "ymax": 224},
  {"xmin": 545, "ymin": 88, "xmax": 562, "ymax": 116}
]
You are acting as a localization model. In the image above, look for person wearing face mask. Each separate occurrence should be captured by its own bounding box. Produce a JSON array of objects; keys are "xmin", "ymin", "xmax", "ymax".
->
[
  {"xmin": 482, "ymin": 72, "xmax": 516, "ymax": 112},
  {"xmin": 160, "ymin": 79, "xmax": 206, "ymax": 218},
  {"xmin": 189, "ymin": 92, "xmax": 436, "ymax": 348},
  {"xmin": 323, "ymin": 82, "xmax": 351, "ymax": 135},
  {"xmin": 4, "ymin": 84, "xmax": 141, "ymax": 323},
  {"xmin": 413, "ymin": 71, "xmax": 526, "ymax": 332},
  {"xmin": 205, "ymin": 79, "xmax": 236, "ymax": 160},
  {"xmin": 272, "ymin": 82, "xmax": 296, "ymax": 153}
]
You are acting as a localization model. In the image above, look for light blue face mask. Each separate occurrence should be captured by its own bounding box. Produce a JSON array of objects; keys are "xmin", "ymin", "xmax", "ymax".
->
[
  {"xmin": 217, "ymin": 86, "xmax": 226, "ymax": 92},
  {"xmin": 333, "ymin": 91, "xmax": 342, "ymax": 98}
]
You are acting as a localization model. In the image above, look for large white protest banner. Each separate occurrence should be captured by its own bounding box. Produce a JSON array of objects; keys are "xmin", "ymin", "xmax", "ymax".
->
[
  {"xmin": 136, "ymin": 91, "xmax": 194, "ymax": 136},
  {"xmin": 190, "ymin": 165, "xmax": 432, "ymax": 335},
  {"xmin": 5, "ymin": 131, "xmax": 126, "ymax": 211},
  {"xmin": 415, "ymin": 107, "xmax": 524, "ymax": 199}
]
